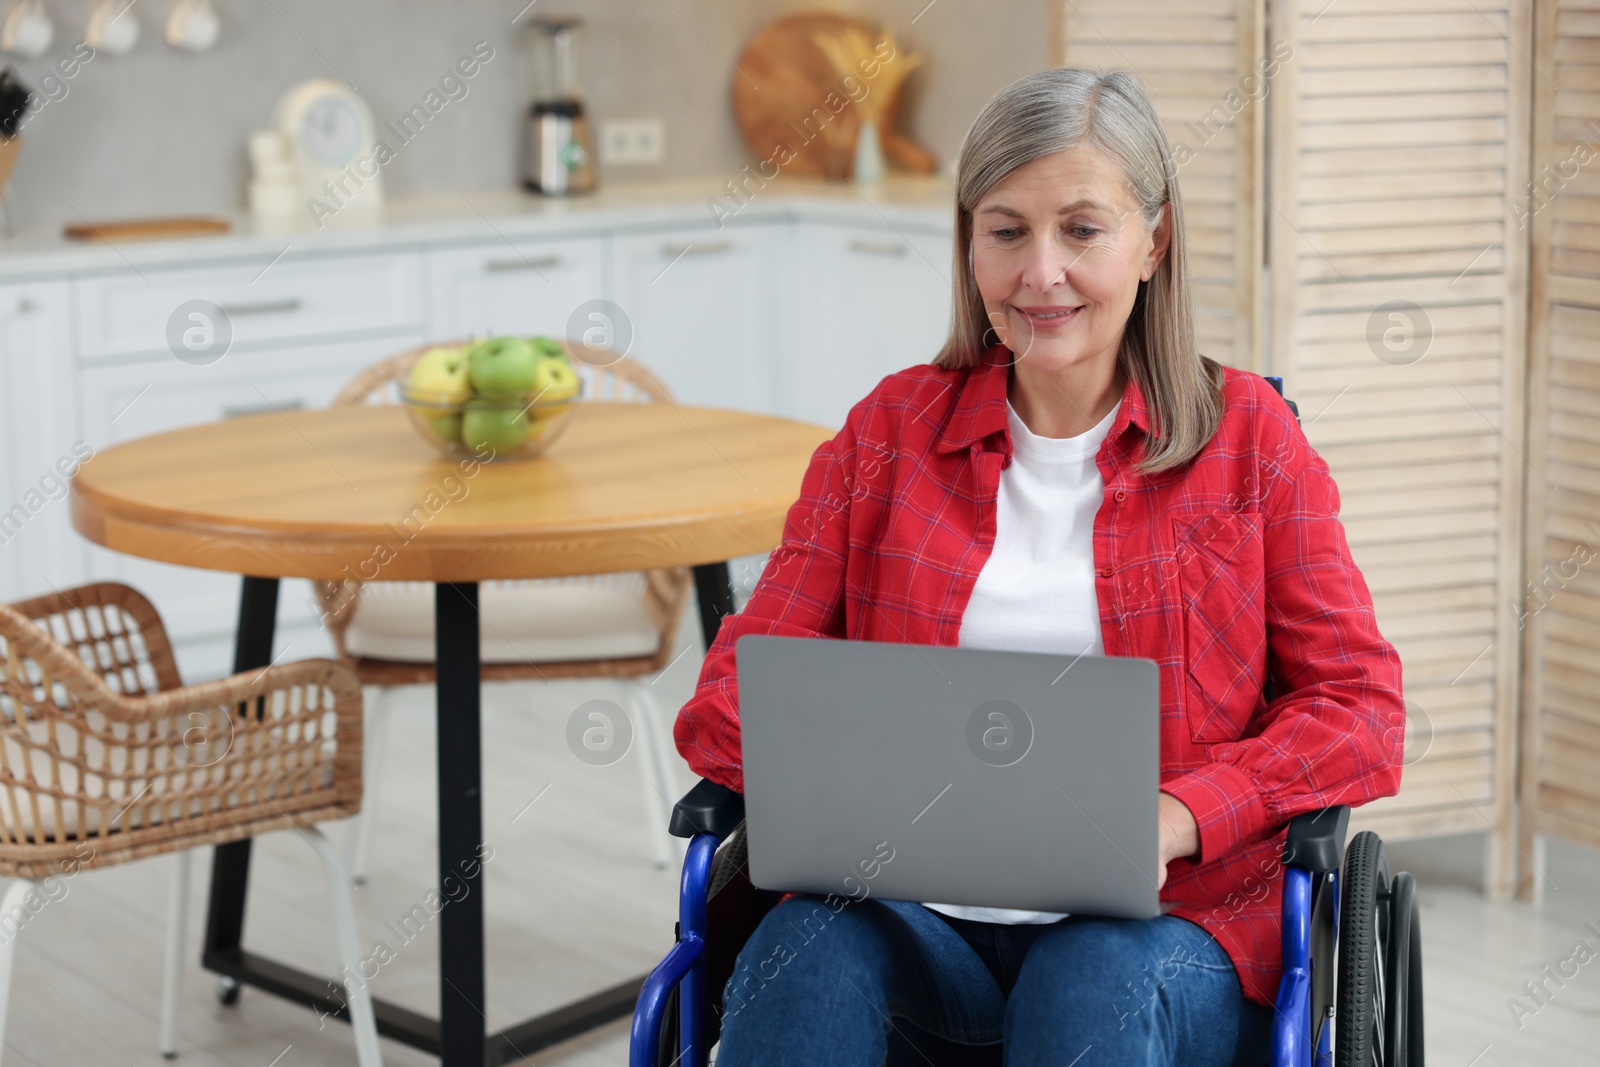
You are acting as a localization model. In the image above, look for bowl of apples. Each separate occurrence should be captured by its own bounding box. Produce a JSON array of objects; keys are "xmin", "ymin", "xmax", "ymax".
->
[{"xmin": 401, "ymin": 335, "xmax": 583, "ymax": 460}]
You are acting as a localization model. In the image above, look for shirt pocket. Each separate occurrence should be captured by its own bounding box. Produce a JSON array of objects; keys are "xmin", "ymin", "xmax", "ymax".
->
[{"xmin": 1171, "ymin": 508, "xmax": 1267, "ymax": 743}]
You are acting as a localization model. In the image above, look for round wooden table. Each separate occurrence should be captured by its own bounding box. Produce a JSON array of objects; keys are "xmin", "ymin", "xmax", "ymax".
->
[{"xmin": 70, "ymin": 400, "xmax": 831, "ymax": 1066}]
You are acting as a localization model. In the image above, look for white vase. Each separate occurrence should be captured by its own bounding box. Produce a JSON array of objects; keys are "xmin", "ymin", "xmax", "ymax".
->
[{"xmin": 853, "ymin": 117, "xmax": 885, "ymax": 184}]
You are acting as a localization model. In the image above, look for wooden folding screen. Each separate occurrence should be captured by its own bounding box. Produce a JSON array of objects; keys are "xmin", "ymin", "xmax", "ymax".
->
[
  {"xmin": 1520, "ymin": 0, "xmax": 1600, "ymax": 900},
  {"xmin": 1055, "ymin": 0, "xmax": 1535, "ymax": 897},
  {"xmin": 1263, "ymin": 0, "xmax": 1532, "ymax": 898}
]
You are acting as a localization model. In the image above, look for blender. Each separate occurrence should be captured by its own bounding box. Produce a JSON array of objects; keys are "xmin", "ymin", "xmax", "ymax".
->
[{"xmin": 519, "ymin": 16, "xmax": 597, "ymax": 196}]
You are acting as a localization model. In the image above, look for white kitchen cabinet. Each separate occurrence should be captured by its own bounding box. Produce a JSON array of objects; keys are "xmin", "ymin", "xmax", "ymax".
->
[
  {"xmin": 76, "ymin": 251, "xmax": 424, "ymax": 361},
  {"xmin": 609, "ymin": 223, "xmax": 783, "ymax": 413},
  {"xmin": 787, "ymin": 222, "xmax": 954, "ymax": 429},
  {"xmin": 76, "ymin": 338, "xmax": 413, "ymax": 445},
  {"xmin": 427, "ymin": 236, "xmax": 606, "ymax": 340},
  {"xmin": 0, "ymin": 280, "xmax": 81, "ymax": 603}
]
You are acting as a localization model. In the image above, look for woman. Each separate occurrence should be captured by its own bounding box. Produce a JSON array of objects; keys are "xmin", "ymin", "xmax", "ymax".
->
[{"xmin": 674, "ymin": 68, "xmax": 1405, "ymax": 1067}]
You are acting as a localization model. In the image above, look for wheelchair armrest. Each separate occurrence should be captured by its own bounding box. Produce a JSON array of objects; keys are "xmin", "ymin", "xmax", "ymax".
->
[
  {"xmin": 1281, "ymin": 805, "xmax": 1349, "ymax": 873},
  {"xmin": 669, "ymin": 778, "xmax": 745, "ymax": 840}
]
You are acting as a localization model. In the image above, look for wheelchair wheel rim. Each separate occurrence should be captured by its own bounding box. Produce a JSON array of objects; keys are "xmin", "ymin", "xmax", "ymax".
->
[{"xmin": 1373, "ymin": 888, "xmax": 1389, "ymax": 1066}]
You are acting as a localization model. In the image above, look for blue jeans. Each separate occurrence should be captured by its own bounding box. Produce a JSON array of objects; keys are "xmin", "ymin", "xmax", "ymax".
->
[{"xmin": 716, "ymin": 895, "xmax": 1275, "ymax": 1066}]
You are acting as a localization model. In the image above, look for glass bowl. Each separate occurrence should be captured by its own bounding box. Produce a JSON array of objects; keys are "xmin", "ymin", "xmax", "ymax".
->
[{"xmin": 400, "ymin": 379, "xmax": 584, "ymax": 461}]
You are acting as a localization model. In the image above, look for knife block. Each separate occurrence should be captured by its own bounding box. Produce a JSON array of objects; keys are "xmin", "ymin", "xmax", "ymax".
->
[{"xmin": 0, "ymin": 135, "xmax": 19, "ymax": 197}]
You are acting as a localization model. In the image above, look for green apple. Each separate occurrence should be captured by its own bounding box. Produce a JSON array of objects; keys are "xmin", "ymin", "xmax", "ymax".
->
[
  {"xmin": 461, "ymin": 400, "xmax": 529, "ymax": 454},
  {"xmin": 530, "ymin": 335, "xmax": 567, "ymax": 360},
  {"xmin": 406, "ymin": 345, "xmax": 471, "ymax": 403},
  {"xmin": 466, "ymin": 336, "xmax": 539, "ymax": 397},
  {"xmin": 531, "ymin": 354, "xmax": 579, "ymax": 401},
  {"xmin": 426, "ymin": 412, "xmax": 464, "ymax": 444}
]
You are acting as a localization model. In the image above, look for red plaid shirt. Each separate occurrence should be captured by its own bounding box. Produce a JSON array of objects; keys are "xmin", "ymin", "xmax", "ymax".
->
[{"xmin": 674, "ymin": 345, "xmax": 1405, "ymax": 1006}]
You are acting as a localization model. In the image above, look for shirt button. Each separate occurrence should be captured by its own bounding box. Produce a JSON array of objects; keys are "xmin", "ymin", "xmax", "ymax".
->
[
  {"xmin": 1100, "ymin": 566, "xmax": 1114, "ymax": 578},
  {"xmin": 1114, "ymin": 489, "xmax": 1126, "ymax": 502}
]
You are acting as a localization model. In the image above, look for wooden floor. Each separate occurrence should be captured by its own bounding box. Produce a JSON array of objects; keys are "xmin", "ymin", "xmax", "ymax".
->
[{"xmin": 5, "ymin": 617, "xmax": 1599, "ymax": 1064}]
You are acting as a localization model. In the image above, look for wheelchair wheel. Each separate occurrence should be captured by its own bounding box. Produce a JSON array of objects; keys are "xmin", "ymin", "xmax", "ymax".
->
[
  {"xmin": 1335, "ymin": 832, "xmax": 1389, "ymax": 1066},
  {"xmin": 1335, "ymin": 831, "xmax": 1424, "ymax": 1067},
  {"xmin": 1385, "ymin": 871, "xmax": 1424, "ymax": 1067},
  {"xmin": 655, "ymin": 984, "xmax": 680, "ymax": 1067}
]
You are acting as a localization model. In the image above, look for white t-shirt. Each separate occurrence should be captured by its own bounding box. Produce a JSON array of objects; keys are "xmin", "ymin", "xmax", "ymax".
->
[{"xmin": 921, "ymin": 393, "xmax": 1121, "ymax": 925}]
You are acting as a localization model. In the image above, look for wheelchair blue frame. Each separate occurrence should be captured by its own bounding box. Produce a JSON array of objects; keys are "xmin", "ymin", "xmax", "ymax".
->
[
  {"xmin": 630, "ymin": 834, "xmax": 718, "ymax": 1067},
  {"xmin": 1273, "ymin": 864, "xmax": 1338, "ymax": 1067},
  {"xmin": 630, "ymin": 820, "xmax": 1340, "ymax": 1067}
]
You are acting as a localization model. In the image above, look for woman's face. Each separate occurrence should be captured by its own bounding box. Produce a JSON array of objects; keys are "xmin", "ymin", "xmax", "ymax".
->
[{"xmin": 970, "ymin": 144, "xmax": 1169, "ymax": 373}]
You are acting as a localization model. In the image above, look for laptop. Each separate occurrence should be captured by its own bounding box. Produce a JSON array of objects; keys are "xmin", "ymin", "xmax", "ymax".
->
[{"xmin": 734, "ymin": 634, "xmax": 1171, "ymax": 920}]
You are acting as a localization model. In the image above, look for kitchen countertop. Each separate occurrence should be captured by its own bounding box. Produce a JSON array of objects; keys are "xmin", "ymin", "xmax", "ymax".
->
[{"xmin": 0, "ymin": 173, "xmax": 957, "ymax": 281}]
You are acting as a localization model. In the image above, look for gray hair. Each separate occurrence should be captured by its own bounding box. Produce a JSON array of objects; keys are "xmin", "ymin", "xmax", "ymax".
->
[{"xmin": 934, "ymin": 67, "xmax": 1222, "ymax": 474}]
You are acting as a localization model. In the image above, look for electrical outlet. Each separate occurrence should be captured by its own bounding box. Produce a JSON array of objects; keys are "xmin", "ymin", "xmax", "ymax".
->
[
  {"xmin": 600, "ymin": 118, "xmax": 665, "ymax": 166},
  {"xmin": 632, "ymin": 119, "xmax": 664, "ymax": 164}
]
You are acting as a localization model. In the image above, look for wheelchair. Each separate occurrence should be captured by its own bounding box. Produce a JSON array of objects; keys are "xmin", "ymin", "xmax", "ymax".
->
[
  {"xmin": 630, "ymin": 377, "xmax": 1424, "ymax": 1067},
  {"xmin": 629, "ymin": 781, "xmax": 1423, "ymax": 1067}
]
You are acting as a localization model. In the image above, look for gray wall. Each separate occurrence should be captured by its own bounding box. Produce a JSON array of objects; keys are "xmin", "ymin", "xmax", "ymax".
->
[{"xmin": 0, "ymin": 0, "xmax": 1049, "ymax": 229}]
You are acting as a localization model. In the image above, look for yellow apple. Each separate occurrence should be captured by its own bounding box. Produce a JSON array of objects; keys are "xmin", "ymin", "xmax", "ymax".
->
[
  {"xmin": 407, "ymin": 345, "xmax": 471, "ymax": 403},
  {"xmin": 531, "ymin": 354, "xmax": 579, "ymax": 401}
]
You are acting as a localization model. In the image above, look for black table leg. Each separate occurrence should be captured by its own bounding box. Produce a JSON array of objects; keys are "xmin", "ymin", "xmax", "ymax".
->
[
  {"xmin": 692, "ymin": 562, "xmax": 735, "ymax": 651},
  {"xmin": 199, "ymin": 573, "xmax": 670, "ymax": 1062},
  {"xmin": 435, "ymin": 582, "xmax": 485, "ymax": 1066},
  {"xmin": 203, "ymin": 577, "xmax": 279, "ymax": 984}
]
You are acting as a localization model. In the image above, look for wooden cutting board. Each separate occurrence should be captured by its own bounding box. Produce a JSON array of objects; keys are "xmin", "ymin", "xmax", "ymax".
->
[
  {"xmin": 732, "ymin": 12, "xmax": 936, "ymax": 180},
  {"xmin": 63, "ymin": 216, "xmax": 230, "ymax": 241}
]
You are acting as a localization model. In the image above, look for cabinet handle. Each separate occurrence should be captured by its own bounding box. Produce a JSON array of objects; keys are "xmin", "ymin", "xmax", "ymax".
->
[
  {"xmin": 484, "ymin": 254, "xmax": 562, "ymax": 272},
  {"xmin": 660, "ymin": 240, "xmax": 734, "ymax": 258},
  {"xmin": 847, "ymin": 238, "xmax": 908, "ymax": 257},
  {"xmin": 223, "ymin": 398, "xmax": 305, "ymax": 420},
  {"xmin": 217, "ymin": 298, "xmax": 302, "ymax": 317},
  {"xmin": 14, "ymin": 298, "xmax": 33, "ymax": 314}
]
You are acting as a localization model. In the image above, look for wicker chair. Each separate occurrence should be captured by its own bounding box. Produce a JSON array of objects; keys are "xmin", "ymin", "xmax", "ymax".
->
[
  {"xmin": 313, "ymin": 340, "xmax": 695, "ymax": 878},
  {"xmin": 0, "ymin": 582, "xmax": 379, "ymax": 1064}
]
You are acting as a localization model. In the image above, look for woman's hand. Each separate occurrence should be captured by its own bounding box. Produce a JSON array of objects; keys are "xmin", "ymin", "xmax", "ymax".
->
[{"xmin": 1156, "ymin": 791, "xmax": 1200, "ymax": 889}]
